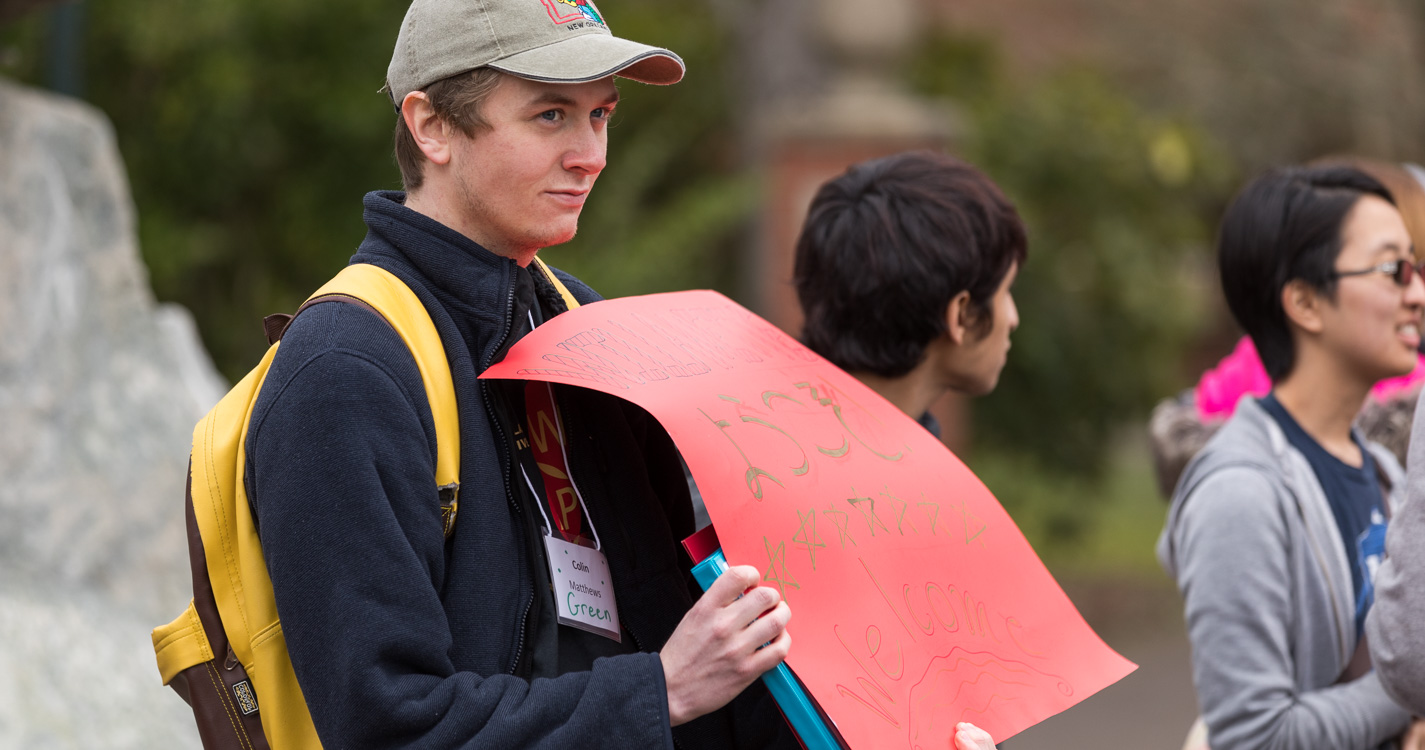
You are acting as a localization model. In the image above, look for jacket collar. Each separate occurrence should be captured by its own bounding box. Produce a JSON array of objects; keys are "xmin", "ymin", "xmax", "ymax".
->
[
  {"xmin": 353, "ymin": 190, "xmax": 536, "ymax": 371},
  {"xmin": 360, "ymin": 191, "xmax": 515, "ymax": 300}
]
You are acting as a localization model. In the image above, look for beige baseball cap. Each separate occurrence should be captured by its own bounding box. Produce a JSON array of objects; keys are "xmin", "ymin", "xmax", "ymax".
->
[{"xmin": 386, "ymin": 0, "xmax": 685, "ymax": 109}]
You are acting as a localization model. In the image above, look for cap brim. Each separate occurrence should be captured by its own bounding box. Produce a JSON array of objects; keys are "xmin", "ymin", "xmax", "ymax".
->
[{"xmin": 489, "ymin": 34, "xmax": 685, "ymax": 85}]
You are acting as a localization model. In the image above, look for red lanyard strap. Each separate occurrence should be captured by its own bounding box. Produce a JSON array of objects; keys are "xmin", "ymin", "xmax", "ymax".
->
[{"xmin": 520, "ymin": 381, "xmax": 599, "ymax": 548}]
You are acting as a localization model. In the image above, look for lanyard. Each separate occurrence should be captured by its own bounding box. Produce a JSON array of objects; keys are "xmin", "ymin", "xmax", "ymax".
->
[
  {"xmin": 513, "ymin": 309, "xmax": 620, "ymax": 641},
  {"xmin": 517, "ymin": 380, "xmax": 602, "ymax": 550}
]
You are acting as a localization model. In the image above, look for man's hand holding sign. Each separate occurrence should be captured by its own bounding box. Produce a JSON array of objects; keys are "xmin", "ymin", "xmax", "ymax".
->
[
  {"xmin": 662, "ymin": 564, "xmax": 793, "ymax": 726},
  {"xmin": 481, "ymin": 291, "xmax": 1136, "ymax": 746}
]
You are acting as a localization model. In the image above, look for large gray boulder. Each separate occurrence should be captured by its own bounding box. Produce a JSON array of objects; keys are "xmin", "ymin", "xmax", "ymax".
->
[{"xmin": 0, "ymin": 76, "xmax": 222, "ymax": 748}]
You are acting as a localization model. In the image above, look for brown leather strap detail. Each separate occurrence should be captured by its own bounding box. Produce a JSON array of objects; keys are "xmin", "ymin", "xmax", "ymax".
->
[
  {"xmin": 262, "ymin": 315, "xmax": 293, "ymax": 346},
  {"xmin": 264, "ymin": 292, "xmax": 390, "ymax": 345},
  {"xmin": 170, "ymin": 668, "xmax": 194, "ymax": 707},
  {"xmin": 295, "ymin": 293, "xmax": 383, "ymax": 326},
  {"xmin": 179, "ymin": 464, "xmax": 272, "ymax": 750},
  {"xmin": 176, "ymin": 660, "xmax": 264, "ymax": 750}
]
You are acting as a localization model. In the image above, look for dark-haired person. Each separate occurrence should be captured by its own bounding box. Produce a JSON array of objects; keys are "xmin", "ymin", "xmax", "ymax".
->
[
  {"xmin": 243, "ymin": 0, "xmax": 799, "ymax": 747},
  {"xmin": 787, "ymin": 150, "xmax": 1022, "ymax": 750},
  {"xmin": 1146, "ymin": 156, "xmax": 1425, "ymax": 500},
  {"xmin": 660, "ymin": 149, "xmax": 1010, "ymax": 748},
  {"xmin": 1158, "ymin": 165, "xmax": 1423, "ymax": 749},
  {"xmin": 793, "ymin": 150, "xmax": 1026, "ymax": 433}
]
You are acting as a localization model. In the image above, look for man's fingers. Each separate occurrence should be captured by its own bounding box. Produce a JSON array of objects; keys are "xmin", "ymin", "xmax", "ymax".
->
[
  {"xmin": 746, "ymin": 628, "xmax": 791, "ymax": 675},
  {"xmin": 742, "ymin": 600, "xmax": 791, "ymax": 644},
  {"xmin": 724, "ymin": 582, "xmax": 780, "ymax": 622},
  {"xmin": 705, "ymin": 565, "xmax": 763, "ymax": 606},
  {"xmin": 661, "ymin": 569, "xmax": 795, "ymax": 726}
]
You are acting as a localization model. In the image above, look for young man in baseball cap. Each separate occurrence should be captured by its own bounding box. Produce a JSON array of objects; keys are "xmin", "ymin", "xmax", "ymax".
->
[{"xmin": 244, "ymin": 1, "xmax": 797, "ymax": 746}]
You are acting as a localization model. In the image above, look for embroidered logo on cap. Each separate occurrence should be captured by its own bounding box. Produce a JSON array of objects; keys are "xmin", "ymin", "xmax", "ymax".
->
[{"xmin": 541, "ymin": 0, "xmax": 606, "ymax": 28}]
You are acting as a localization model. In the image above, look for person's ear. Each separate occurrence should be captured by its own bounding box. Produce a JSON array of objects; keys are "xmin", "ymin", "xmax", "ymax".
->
[
  {"xmin": 1281, "ymin": 279, "xmax": 1326, "ymax": 334},
  {"xmin": 402, "ymin": 91, "xmax": 453, "ymax": 166},
  {"xmin": 944, "ymin": 290, "xmax": 975, "ymax": 346}
]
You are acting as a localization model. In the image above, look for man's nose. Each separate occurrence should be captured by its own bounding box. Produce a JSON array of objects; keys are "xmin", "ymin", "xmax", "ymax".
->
[{"xmin": 565, "ymin": 125, "xmax": 607, "ymax": 175}]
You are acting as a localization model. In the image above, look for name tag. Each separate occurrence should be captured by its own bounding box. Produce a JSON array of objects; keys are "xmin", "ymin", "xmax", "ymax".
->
[{"xmin": 543, "ymin": 534, "xmax": 621, "ymax": 642}]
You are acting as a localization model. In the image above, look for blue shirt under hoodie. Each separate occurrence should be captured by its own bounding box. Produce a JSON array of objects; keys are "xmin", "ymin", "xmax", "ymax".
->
[
  {"xmin": 243, "ymin": 191, "xmax": 794, "ymax": 750},
  {"xmin": 1258, "ymin": 393, "xmax": 1389, "ymax": 638}
]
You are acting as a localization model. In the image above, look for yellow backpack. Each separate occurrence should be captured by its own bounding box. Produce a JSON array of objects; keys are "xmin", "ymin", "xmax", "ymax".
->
[{"xmin": 152, "ymin": 258, "xmax": 577, "ymax": 749}]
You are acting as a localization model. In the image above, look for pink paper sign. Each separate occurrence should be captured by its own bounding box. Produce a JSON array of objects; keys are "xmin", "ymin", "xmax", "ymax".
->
[{"xmin": 481, "ymin": 290, "xmax": 1136, "ymax": 746}]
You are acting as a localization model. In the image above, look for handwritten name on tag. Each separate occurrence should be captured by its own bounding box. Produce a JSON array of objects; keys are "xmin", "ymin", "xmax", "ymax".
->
[{"xmin": 543, "ymin": 534, "xmax": 621, "ymax": 642}]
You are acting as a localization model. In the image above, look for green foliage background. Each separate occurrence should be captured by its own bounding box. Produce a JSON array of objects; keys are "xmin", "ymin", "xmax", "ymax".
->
[
  {"xmin": 3, "ymin": 6, "xmax": 1242, "ymax": 554},
  {"xmin": 904, "ymin": 35, "xmax": 1235, "ymax": 543},
  {"xmin": 910, "ymin": 34, "xmax": 1233, "ymax": 475},
  {"xmin": 1, "ymin": 0, "xmax": 752, "ymax": 383}
]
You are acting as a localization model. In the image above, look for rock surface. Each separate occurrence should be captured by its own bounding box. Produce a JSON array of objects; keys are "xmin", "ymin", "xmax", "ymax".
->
[{"xmin": 0, "ymin": 76, "xmax": 222, "ymax": 748}]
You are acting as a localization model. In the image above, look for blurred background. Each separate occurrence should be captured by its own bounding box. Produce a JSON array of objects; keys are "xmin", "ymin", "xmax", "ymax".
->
[{"xmin": 2, "ymin": 0, "xmax": 1422, "ymax": 746}]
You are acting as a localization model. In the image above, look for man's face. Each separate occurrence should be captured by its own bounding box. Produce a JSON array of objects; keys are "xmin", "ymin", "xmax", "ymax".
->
[
  {"xmin": 939, "ymin": 262, "xmax": 1021, "ymax": 397},
  {"xmin": 446, "ymin": 75, "xmax": 618, "ymax": 257}
]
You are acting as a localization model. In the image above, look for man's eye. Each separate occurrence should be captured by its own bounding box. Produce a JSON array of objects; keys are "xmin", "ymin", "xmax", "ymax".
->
[
  {"xmin": 592, "ymin": 107, "xmax": 613, "ymax": 120},
  {"xmin": 540, "ymin": 110, "xmax": 563, "ymax": 122}
]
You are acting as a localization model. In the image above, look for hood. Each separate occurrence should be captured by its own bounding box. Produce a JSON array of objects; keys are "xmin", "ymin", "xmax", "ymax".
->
[
  {"xmin": 1156, "ymin": 396, "xmax": 1289, "ymax": 581},
  {"xmin": 1156, "ymin": 394, "xmax": 1404, "ymax": 582}
]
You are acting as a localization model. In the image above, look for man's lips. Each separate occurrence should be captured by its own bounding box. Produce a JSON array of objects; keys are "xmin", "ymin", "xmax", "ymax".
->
[{"xmin": 546, "ymin": 189, "xmax": 589, "ymax": 208}]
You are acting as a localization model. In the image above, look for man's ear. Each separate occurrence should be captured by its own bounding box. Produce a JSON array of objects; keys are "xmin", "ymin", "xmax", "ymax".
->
[
  {"xmin": 944, "ymin": 290, "xmax": 975, "ymax": 346},
  {"xmin": 402, "ymin": 91, "xmax": 453, "ymax": 166},
  {"xmin": 1281, "ymin": 279, "xmax": 1326, "ymax": 334}
]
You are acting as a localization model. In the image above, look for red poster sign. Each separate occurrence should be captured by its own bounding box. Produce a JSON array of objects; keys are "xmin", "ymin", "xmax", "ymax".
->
[{"xmin": 481, "ymin": 290, "xmax": 1135, "ymax": 746}]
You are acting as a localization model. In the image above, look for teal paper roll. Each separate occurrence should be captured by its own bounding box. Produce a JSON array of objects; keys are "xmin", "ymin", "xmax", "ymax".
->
[{"xmin": 690, "ymin": 549, "xmax": 845, "ymax": 750}]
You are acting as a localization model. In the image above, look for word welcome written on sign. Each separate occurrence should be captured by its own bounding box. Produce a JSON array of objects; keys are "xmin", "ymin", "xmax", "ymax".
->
[{"xmin": 482, "ymin": 290, "xmax": 1135, "ymax": 747}]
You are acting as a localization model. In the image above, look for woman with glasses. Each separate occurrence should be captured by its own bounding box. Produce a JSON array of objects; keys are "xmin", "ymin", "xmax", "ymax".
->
[
  {"xmin": 1148, "ymin": 158, "xmax": 1425, "ymax": 503},
  {"xmin": 1158, "ymin": 165, "xmax": 1423, "ymax": 750}
]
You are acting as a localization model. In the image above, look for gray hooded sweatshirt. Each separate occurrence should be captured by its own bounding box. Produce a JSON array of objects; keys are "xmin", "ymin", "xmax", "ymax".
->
[
  {"xmin": 1158, "ymin": 397, "xmax": 1411, "ymax": 750},
  {"xmin": 1366, "ymin": 389, "xmax": 1425, "ymax": 715}
]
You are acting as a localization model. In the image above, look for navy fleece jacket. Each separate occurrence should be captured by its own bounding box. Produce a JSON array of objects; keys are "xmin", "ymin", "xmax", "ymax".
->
[{"xmin": 244, "ymin": 192, "xmax": 794, "ymax": 749}]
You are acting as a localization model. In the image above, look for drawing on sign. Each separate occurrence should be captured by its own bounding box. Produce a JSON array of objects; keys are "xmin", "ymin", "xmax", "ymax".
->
[
  {"xmin": 822, "ymin": 506, "xmax": 856, "ymax": 549},
  {"xmin": 906, "ymin": 646, "xmax": 1069, "ymax": 749},
  {"xmin": 481, "ymin": 291, "xmax": 1137, "ymax": 747},
  {"xmin": 794, "ymin": 381, "xmax": 907, "ymax": 462},
  {"xmin": 792, "ymin": 508, "xmax": 826, "ymax": 571},
  {"xmin": 762, "ymin": 535, "xmax": 801, "ymax": 598},
  {"xmin": 687, "ymin": 378, "xmax": 1089, "ymax": 749},
  {"xmin": 822, "ymin": 556, "xmax": 1075, "ymax": 748}
]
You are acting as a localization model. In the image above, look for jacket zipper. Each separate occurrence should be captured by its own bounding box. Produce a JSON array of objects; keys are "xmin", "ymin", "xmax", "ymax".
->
[
  {"xmin": 500, "ymin": 278, "xmax": 681, "ymax": 748},
  {"xmin": 479, "ymin": 269, "xmax": 534, "ymax": 677},
  {"xmin": 559, "ymin": 395, "xmax": 681, "ymax": 750}
]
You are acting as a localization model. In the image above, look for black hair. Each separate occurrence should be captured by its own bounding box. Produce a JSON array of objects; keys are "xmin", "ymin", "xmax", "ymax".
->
[
  {"xmin": 793, "ymin": 151, "xmax": 1028, "ymax": 378},
  {"xmin": 1218, "ymin": 165, "xmax": 1395, "ymax": 381}
]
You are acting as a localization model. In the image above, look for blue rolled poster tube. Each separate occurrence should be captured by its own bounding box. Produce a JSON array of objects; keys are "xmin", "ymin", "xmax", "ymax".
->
[{"xmin": 688, "ymin": 543, "xmax": 846, "ymax": 750}]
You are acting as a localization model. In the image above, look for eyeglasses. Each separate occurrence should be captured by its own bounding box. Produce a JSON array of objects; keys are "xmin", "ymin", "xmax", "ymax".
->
[{"xmin": 1332, "ymin": 259, "xmax": 1425, "ymax": 287}]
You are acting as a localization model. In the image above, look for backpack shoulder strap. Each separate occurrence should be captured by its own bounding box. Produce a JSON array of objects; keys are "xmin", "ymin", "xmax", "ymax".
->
[
  {"xmin": 309, "ymin": 264, "xmax": 460, "ymax": 495},
  {"xmin": 154, "ymin": 263, "xmax": 461, "ymax": 750}
]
